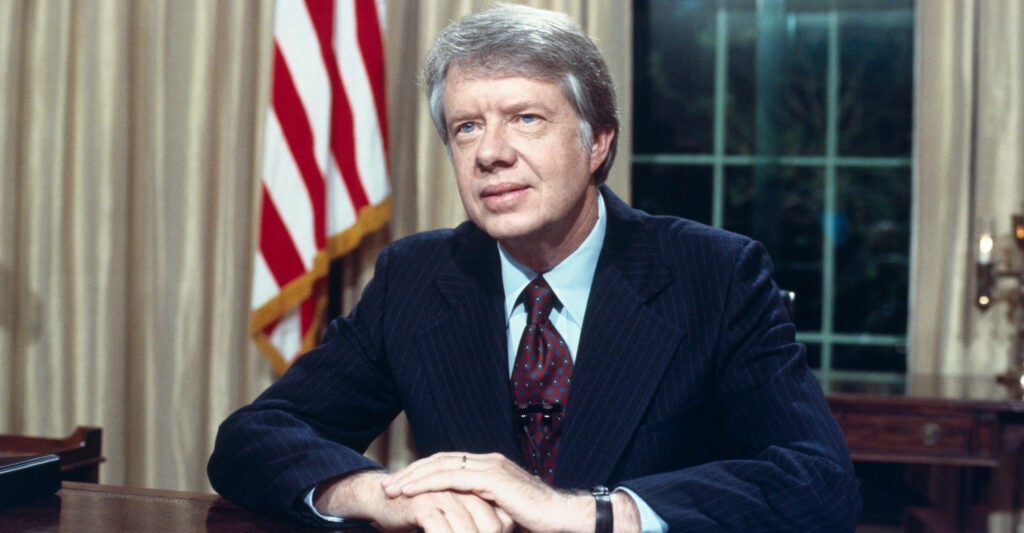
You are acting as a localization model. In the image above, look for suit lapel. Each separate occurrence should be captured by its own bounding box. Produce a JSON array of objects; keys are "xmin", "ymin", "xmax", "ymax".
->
[
  {"xmin": 417, "ymin": 226, "xmax": 523, "ymax": 462},
  {"xmin": 555, "ymin": 188, "xmax": 684, "ymax": 487}
]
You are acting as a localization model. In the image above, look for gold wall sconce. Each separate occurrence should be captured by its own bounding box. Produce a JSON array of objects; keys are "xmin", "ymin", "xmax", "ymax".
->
[{"xmin": 976, "ymin": 213, "xmax": 1024, "ymax": 388}]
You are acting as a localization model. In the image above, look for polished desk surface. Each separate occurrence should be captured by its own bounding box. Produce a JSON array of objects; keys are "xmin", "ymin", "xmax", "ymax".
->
[
  {"xmin": 0, "ymin": 481, "xmax": 374, "ymax": 532},
  {"xmin": 824, "ymin": 373, "xmax": 1024, "ymax": 408}
]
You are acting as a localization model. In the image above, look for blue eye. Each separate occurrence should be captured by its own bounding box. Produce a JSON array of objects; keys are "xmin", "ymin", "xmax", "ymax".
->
[
  {"xmin": 520, "ymin": 114, "xmax": 537, "ymax": 124},
  {"xmin": 456, "ymin": 122, "xmax": 476, "ymax": 134}
]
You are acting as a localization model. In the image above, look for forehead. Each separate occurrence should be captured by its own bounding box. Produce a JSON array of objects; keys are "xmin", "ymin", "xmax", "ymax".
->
[
  {"xmin": 443, "ymin": 66, "xmax": 569, "ymax": 109},
  {"xmin": 445, "ymin": 59, "xmax": 561, "ymax": 86}
]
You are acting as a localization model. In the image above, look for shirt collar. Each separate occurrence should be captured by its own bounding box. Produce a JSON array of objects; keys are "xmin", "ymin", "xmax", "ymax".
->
[{"xmin": 499, "ymin": 190, "xmax": 607, "ymax": 324}]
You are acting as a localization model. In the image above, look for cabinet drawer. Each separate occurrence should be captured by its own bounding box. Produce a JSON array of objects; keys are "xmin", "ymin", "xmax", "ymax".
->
[{"xmin": 837, "ymin": 412, "xmax": 974, "ymax": 458}]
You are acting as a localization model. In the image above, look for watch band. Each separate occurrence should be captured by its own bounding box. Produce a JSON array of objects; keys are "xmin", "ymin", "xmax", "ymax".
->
[{"xmin": 591, "ymin": 485, "xmax": 613, "ymax": 533}]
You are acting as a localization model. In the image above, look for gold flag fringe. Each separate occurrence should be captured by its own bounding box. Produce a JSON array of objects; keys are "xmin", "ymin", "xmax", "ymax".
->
[{"xmin": 251, "ymin": 196, "xmax": 392, "ymax": 374}]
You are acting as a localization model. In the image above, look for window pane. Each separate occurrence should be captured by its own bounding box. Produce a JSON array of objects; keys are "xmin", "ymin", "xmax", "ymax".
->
[
  {"xmin": 777, "ymin": 12, "xmax": 830, "ymax": 156},
  {"xmin": 833, "ymin": 344, "xmax": 907, "ymax": 373},
  {"xmin": 834, "ymin": 167, "xmax": 910, "ymax": 334},
  {"xmin": 804, "ymin": 342, "xmax": 821, "ymax": 369},
  {"xmin": 838, "ymin": 6, "xmax": 913, "ymax": 156},
  {"xmin": 736, "ymin": 166, "xmax": 824, "ymax": 330},
  {"xmin": 725, "ymin": 4, "xmax": 830, "ymax": 156},
  {"xmin": 634, "ymin": 0, "xmax": 720, "ymax": 153},
  {"xmin": 722, "ymin": 165, "xmax": 756, "ymax": 233},
  {"xmin": 725, "ymin": 8, "xmax": 756, "ymax": 155},
  {"xmin": 632, "ymin": 164, "xmax": 713, "ymax": 224}
]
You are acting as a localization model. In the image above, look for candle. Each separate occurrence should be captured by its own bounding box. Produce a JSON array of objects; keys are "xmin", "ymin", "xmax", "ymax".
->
[
  {"xmin": 977, "ymin": 217, "xmax": 995, "ymax": 310},
  {"xmin": 1014, "ymin": 213, "xmax": 1024, "ymax": 250},
  {"xmin": 979, "ymin": 232, "xmax": 993, "ymax": 265}
]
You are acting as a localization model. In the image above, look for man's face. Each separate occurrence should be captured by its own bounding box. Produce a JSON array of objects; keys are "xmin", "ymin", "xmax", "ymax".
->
[{"xmin": 442, "ymin": 67, "xmax": 613, "ymax": 253}]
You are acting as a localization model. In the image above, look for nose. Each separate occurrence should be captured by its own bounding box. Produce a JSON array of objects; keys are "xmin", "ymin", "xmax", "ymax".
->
[{"xmin": 475, "ymin": 124, "xmax": 516, "ymax": 171}]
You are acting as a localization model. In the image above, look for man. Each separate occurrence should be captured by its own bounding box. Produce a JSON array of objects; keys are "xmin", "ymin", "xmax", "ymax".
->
[{"xmin": 209, "ymin": 4, "xmax": 861, "ymax": 532}]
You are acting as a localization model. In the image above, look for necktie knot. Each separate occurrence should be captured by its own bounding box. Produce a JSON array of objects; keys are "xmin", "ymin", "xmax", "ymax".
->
[{"xmin": 522, "ymin": 276, "xmax": 556, "ymax": 325}]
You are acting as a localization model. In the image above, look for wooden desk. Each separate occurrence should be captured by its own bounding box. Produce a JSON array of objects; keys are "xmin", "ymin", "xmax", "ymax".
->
[
  {"xmin": 0, "ymin": 481, "xmax": 373, "ymax": 532},
  {"xmin": 825, "ymin": 374, "xmax": 1024, "ymax": 530}
]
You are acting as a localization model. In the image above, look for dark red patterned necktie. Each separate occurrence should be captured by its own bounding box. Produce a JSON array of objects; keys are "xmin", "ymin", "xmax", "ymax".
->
[{"xmin": 510, "ymin": 276, "xmax": 573, "ymax": 483}]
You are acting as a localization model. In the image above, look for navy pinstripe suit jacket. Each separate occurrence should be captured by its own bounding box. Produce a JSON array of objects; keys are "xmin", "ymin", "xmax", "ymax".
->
[{"xmin": 208, "ymin": 186, "xmax": 861, "ymax": 531}]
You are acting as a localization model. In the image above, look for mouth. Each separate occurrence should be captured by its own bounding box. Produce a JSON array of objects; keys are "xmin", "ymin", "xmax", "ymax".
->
[{"xmin": 481, "ymin": 183, "xmax": 530, "ymax": 208}]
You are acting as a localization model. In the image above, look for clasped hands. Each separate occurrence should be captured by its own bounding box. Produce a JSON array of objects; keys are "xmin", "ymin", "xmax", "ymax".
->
[{"xmin": 316, "ymin": 451, "xmax": 619, "ymax": 533}]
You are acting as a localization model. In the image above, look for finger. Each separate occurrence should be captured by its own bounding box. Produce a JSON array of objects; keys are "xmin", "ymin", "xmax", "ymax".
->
[
  {"xmin": 414, "ymin": 506, "xmax": 458, "ymax": 533},
  {"xmin": 383, "ymin": 452, "xmax": 481, "ymax": 496},
  {"xmin": 421, "ymin": 493, "xmax": 481, "ymax": 533},
  {"xmin": 381, "ymin": 455, "xmax": 447, "ymax": 496},
  {"xmin": 495, "ymin": 506, "xmax": 516, "ymax": 533},
  {"xmin": 385, "ymin": 452, "xmax": 462, "ymax": 484},
  {"xmin": 394, "ymin": 454, "xmax": 532, "ymax": 500},
  {"xmin": 459, "ymin": 492, "xmax": 509, "ymax": 533},
  {"xmin": 397, "ymin": 468, "xmax": 483, "ymax": 498},
  {"xmin": 401, "ymin": 491, "xmax": 462, "ymax": 533}
]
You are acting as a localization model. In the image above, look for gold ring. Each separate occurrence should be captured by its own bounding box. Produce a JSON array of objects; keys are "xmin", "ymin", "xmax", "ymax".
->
[{"xmin": 461, "ymin": 455, "xmax": 467, "ymax": 469}]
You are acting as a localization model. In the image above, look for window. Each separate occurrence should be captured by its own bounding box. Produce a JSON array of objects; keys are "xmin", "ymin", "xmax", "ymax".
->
[{"xmin": 632, "ymin": 0, "xmax": 914, "ymax": 382}]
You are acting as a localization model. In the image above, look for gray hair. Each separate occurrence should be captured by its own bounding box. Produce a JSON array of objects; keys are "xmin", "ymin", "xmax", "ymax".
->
[{"xmin": 423, "ymin": 3, "xmax": 619, "ymax": 183}]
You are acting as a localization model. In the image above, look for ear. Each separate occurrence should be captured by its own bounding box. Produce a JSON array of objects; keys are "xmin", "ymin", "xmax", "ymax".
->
[{"xmin": 588, "ymin": 127, "xmax": 615, "ymax": 175}]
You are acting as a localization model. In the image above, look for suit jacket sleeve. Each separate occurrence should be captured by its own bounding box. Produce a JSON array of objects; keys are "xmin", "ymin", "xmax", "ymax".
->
[
  {"xmin": 207, "ymin": 245, "xmax": 403, "ymax": 526},
  {"xmin": 618, "ymin": 238, "xmax": 861, "ymax": 532}
]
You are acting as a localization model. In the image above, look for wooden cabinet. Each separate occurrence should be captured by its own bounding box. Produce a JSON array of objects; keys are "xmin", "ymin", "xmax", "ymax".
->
[{"xmin": 825, "ymin": 375, "xmax": 1024, "ymax": 530}]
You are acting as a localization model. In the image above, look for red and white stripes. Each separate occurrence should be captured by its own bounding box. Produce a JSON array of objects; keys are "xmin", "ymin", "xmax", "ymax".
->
[{"xmin": 252, "ymin": 0, "xmax": 390, "ymax": 373}]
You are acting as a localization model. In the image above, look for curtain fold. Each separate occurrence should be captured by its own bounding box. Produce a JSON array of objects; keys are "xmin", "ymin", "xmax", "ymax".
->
[{"xmin": 910, "ymin": 0, "xmax": 1024, "ymax": 376}]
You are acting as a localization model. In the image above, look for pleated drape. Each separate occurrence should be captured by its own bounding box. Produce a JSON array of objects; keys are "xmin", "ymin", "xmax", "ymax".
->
[
  {"xmin": 0, "ymin": 0, "xmax": 277, "ymax": 491},
  {"xmin": 910, "ymin": 0, "xmax": 1024, "ymax": 376}
]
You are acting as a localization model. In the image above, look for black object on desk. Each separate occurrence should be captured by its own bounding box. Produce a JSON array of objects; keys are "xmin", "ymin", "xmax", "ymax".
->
[{"xmin": 0, "ymin": 454, "xmax": 61, "ymax": 510}]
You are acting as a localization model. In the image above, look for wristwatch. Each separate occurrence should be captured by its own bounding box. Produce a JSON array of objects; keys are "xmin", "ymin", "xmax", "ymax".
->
[{"xmin": 591, "ymin": 485, "xmax": 613, "ymax": 533}]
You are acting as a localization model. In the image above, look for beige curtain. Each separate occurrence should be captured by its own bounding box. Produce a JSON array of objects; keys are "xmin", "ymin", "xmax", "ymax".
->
[
  {"xmin": 910, "ymin": 0, "xmax": 1024, "ymax": 376},
  {"xmin": 0, "ymin": 0, "xmax": 631, "ymax": 493},
  {"xmin": 0, "ymin": 0, "xmax": 278, "ymax": 492}
]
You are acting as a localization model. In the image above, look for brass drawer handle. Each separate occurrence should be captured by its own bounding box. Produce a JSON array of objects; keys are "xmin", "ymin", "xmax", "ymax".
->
[{"xmin": 921, "ymin": 422, "xmax": 942, "ymax": 446}]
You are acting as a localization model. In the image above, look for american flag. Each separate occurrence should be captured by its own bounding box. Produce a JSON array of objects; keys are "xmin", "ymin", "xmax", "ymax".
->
[{"xmin": 251, "ymin": 0, "xmax": 391, "ymax": 373}]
